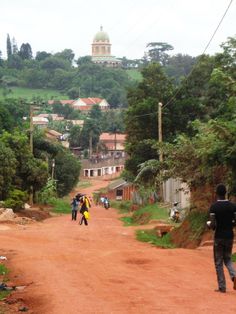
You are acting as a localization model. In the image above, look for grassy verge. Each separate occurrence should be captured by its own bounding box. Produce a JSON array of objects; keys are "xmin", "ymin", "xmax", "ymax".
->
[
  {"xmin": 110, "ymin": 200, "xmax": 131, "ymax": 214},
  {"xmin": 48, "ymin": 197, "xmax": 71, "ymax": 214},
  {"xmin": 118, "ymin": 203, "xmax": 169, "ymax": 226},
  {"xmin": 136, "ymin": 229, "xmax": 175, "ymax": 248},
  {"xmin": 188, "ymin": 211, "xmax": 208, "ymax": 241},
  {"xmin": 0, "ymin": 264, "xmax": 10, "ymax": 301}
]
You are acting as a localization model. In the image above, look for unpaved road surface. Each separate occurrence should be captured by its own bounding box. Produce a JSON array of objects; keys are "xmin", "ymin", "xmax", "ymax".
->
[{"xmin": 1, "ymin": 178, "xmax": 236, "ymax": 313}]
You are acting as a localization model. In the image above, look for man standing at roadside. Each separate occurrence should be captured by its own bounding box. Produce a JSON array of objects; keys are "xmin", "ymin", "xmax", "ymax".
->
[{"xmin": 208, "ymin": 183, "xmax": 236, "ymax": 293}]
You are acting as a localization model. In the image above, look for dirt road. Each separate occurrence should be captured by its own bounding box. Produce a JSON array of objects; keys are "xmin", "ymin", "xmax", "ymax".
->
[{"xmin": 1, "ymin": 178, "xmax": 236, "ymax": 313}]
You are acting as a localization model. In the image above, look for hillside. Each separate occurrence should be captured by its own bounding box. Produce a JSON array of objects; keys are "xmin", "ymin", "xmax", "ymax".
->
[{"xmin": 0, "ymin": 87, "xmax": 68, "ymax": 101}]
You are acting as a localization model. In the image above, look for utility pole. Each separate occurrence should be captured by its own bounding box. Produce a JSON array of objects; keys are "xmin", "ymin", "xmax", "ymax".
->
[
  {"xmin": 158, "ymin": 102, "xmax": 163, "ymax": 162},
  {"xmin": 29, "ymin": 102, "xmax": 40, "ymax": 204},
  {"xmin": 89, "ymin": 131, "xmax": 93, "ymax": 159},
  {"xmin": 51, "ymin": 159, "xmax": 55, "ymax": 180},
  {"xmin": 29, "ymin": 104, "xmax": 34, "ymax": 153},
  {"xmin": 158, "ymin": 102, "xmax": 163, "ymax": 201}
]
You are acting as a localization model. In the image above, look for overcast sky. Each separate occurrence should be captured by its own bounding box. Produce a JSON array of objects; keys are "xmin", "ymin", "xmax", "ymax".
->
[{"xmin": 1, "ymin": 0, "xmax": 235, "ymax": 60}]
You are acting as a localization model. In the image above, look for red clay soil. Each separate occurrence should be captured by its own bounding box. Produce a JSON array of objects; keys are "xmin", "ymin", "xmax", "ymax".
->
[{"xmin": 1, "ymin": 177, "xmax": 236, "ymax": 314}]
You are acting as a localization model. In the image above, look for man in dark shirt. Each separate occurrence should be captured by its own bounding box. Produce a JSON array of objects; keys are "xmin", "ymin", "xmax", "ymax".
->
[{"xmin": 209, "ymin": 183, "xmax": 236, "ymax": 293}]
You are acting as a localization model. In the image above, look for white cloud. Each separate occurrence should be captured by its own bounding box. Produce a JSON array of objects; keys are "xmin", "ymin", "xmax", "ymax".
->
[{"xmin": 0, "ymin": 0, "xmax": 235, "ymax": 60}]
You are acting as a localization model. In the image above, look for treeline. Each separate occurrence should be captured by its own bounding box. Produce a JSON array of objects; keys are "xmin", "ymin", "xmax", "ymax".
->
[
  {"xmin": 0, "ymin": 98, "xmax": 81, "ymax": 208},
  {"xmin": 0, "ymin": 35, "xmax": 197, "ymax": 107},
  {"xmin": 0, "ymin": 35, "xmax": 133, "ymax": 107},
  {"xmin": 124, "ymin": 36, "xmax": 236, "ymax": 203}
]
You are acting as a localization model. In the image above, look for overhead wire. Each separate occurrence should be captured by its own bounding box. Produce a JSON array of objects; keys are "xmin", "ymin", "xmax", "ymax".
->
[
  {"xmin": 162, "ymin": 0, "xmax": 234, "ymax": 109},
  {"xmin": 127, "ymin": 0, "xmax": 234, "ymax": 121}
]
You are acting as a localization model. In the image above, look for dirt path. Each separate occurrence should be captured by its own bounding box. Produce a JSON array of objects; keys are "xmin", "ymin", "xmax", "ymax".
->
[{"xmin": 1, "ymin": 177, "xmax": 236, "ymax": 313}]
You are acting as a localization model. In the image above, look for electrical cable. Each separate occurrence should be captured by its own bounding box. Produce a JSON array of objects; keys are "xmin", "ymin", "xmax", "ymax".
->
[
  {"xmin": 162, "ymin": 0, "xmax": 234, "ymax": 109},
  {"xmin": 127, "ymin": 0, "xmax": 234, "ymax": 121}
]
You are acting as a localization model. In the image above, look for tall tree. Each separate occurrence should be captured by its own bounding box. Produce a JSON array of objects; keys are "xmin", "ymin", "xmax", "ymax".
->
[
  {"xmin": 146, "ymin": 42, "xmax": 174, "ymax": 65},
  {"xmin": 19, "ymin": 43, "xmax": 33, "ymax": 60},
  {"xmin": 12, "ymin": 37, "xmax": 18, "ymax": 54},
  {"xmin": 6, "ymin": 34, "xmax": 12, "ymax": 59},
  {"xmin": 124, "ymin": 62, "xmax": 174, "ymax": 180}
]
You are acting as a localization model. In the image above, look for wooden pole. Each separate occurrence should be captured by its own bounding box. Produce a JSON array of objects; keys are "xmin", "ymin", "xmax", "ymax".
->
[
  {"xmin": 29, "ymin": 105, "xmax": 34, "ymax": 153},
  {"xmin": 158, "ymin": 102, "xmax": 163, "ymax": 201}
]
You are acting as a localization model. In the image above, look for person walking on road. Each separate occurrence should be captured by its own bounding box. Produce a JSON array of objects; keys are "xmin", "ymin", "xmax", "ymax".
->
[
  {"xmin": 208, "ymin": 183, "xmax": 236, "ymax": 293},
  {"xmin": 71, "ymin": 197, "xmax": 79, "ymax": 221},
  {"xmin": 79, "ymin": 195, "xmax": 91, "ymax": 226}
]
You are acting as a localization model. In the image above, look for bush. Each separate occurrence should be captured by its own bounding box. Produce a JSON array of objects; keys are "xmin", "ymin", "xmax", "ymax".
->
[
  {"xmin": 38, "ymin": 178, "xmax": 57, "ymax": 204},
  {"xmin": 4, "ymin": 189, "xmax": 28, "ymax": 210},
  {"xmin": 48, "ymin": 197, "xmax": 71, "ymax": 214},
  {"xmin": 136, "ymin": 229, "xmax": 175, "ymax": 248}
]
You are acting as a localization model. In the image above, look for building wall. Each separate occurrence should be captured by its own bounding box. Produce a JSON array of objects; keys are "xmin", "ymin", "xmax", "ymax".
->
[{"xmin": 163, "ymin": 178, "xmax": 190, "ymax": 208}]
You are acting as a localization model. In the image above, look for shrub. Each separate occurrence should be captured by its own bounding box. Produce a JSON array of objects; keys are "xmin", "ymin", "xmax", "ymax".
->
[
  {"xmin": 38, "ymin": 178, "xmax": 57, "ymax": 204},
  {"xmin": 4, "ymin": 189, "xmax": 28, "ymax": 210}
]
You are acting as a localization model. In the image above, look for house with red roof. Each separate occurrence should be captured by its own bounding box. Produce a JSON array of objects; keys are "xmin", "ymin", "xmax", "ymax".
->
[
  {"xmin": 99, "ymin": 132, "xmax": 126, "ymax": 155},
  {"xmin": 48, "ymin": 98, "xmax": 109, "ymax": 113},
  {"xmin": 72, "ymin": 98, "xmax": 109, "ymax": 111}
]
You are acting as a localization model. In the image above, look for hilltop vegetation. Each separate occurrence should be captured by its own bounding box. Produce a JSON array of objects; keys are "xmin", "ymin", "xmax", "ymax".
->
[{"xmin": 0, "ymin": 86, "xmax": 68, "ymax": 101}]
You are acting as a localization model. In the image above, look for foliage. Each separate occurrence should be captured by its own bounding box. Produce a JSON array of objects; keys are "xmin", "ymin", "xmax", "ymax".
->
[
  {"xmin": 0, "ymin": 141, "xmax": 17, "ymax": 199},
  {"xmin": 232, "ymin": 252, "xmax": 236, "ymax": 262},
  {"xmin": 120, "ymin": 203, "xmax": 169, "ymax": 226},
  {"xmin": 37, "ymin": 178, "xmax": 57, "ymax": 204},
  {"xmin": 187, "ymin": 211, "xmax": 208, "ymax": 240},
  {"xmin": 146, "ymin": 42, "xmax": 174, "ymax": 65},
  {"xmin": 4, "ymin": 189, "xmax": 28, "ymax": 210},
  {"xmin": 110, "ymin": 200, "xmax": 132, "ymax": 214},
  {"xmin": 48, "ymin": 197, "xmax": 71, "ymax": 214},
  {"xmin": 163, "ymin": 119, "xmax": 236, "ymax": 192},
  {"xmin": 0, "ymin": 263, "xmax": 9, "ymax": 276},
  {"xmin": 124, "ymin": 63, "xmax": 173, "ymax": 179},
  {"xmin": 136, "ymin": 229, "xmax": 175, "ymax": 248},
  {"xmin": 55, "ymin": 149, "xmax": 81, "ymax": 197}
]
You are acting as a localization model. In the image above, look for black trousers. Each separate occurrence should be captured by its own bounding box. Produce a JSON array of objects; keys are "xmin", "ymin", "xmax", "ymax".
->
[
  {"xmin": 80, "ymin": 215, "xmax": 88, "ymax": 225},
  {"xmin": 214, "ymin": 238, "xmax": 236, "ymax": 290},
  {"xmin": 72, "ymin": 210, "xmax": 78, "ymax": 220}
]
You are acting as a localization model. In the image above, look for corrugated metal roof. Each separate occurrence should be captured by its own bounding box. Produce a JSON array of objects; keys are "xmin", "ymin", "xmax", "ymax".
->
[{"xmin": 108, "ymin": 178, "xmax": 128, "ymax": 190}]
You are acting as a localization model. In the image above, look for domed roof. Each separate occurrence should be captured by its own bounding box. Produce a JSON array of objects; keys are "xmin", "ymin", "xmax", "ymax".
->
[{"xmin": 93, "ymin": 26, "xmax": 110, "ymax": 42}]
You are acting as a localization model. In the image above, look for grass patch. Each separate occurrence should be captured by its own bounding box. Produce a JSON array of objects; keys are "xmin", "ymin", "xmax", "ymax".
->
[
  {"xmin": 48, "ymin": 197, "xmax": 71, "ymax": 214},
  {"xmin": 77, "ymin": 180, "xmax": 92, "ymax": 189},
  {"xmin": 0, "ymin": 290, "xmax": 10, "ymax": 301},
  {"xmin": 188, "ymin": 211, "xmax": 208, "ymax": 240},
  {"xmin": 0, "ymin": 264, "xmax": 9, "ymax": 276},
  {"xmin": 110, "ymin": 200, "xmax": 131, "ymax": 214},
  {"xmin": 132, "ymin": 203, "xmax": 169, "ymax": 224},
  {"xmin": 118, "ymin": 203, "xmax": 169, "ymax": 227},
  {"xmin": 0, "ymin": 264, "xmax": 10, "ymax": 301},
  {"xmin": 136, "ymin": 229, "xmax": 175, "ymax": 248},
  {"xmin": 120, "ymin": 216, "xmax": 137, "ymax": 226},
  {"xmin": 232, "ymin": 252, "xmax": 236, "ymax": 262},
  {"xmin": 0, "ymin": 87, "xmax": 68, "ymax": 101}
]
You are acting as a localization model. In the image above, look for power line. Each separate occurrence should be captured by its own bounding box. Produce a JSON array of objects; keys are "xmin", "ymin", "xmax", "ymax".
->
[
  {"xmin": 163, "ymin": 0, "xmax": 234, "ymax": 109},
  {"xmin": 127, "ymin": 0, "xmax": 234, "ymax": 121}
]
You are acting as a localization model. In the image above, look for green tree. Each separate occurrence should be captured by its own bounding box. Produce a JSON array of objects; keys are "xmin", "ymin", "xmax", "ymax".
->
[
  {"xmin": 18, "ymin": 43, "xmax": 33, "ymax": 60},
  {"xmin": 124, "ymin": 63, "xmax": 173, "ymax": 179},
  {"xmin": 146, "ymin": 42, "xmax": 174, "ymax": 65},
  {"xmin": 0, "ymin": 141, "xmax": 17, "ymax": 199},
  {"xmin": 55, "ymin": 149, "xmax": 81, "ymax": 196},
  {"xmin": 69, "ymin": 125, "xmax": 81, "ymax": 147},
  {"xmin": 55, "ymin": 49, "xmax": 75, "ymax": 65},
  {"xmin": 6, "ymin": 34, "xmax": 12, "ymax": 60}
]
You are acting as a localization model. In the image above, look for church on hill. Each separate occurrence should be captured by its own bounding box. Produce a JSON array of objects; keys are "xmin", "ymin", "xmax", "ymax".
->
[{"xmin": 91, "ymin": 26, "xmax": 121, "ymax": 67}]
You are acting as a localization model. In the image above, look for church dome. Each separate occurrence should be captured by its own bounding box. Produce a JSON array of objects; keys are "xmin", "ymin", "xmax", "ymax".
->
[{"xmin": 93, "ymin": 26, "xmax": 110, "ymax": 42}]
